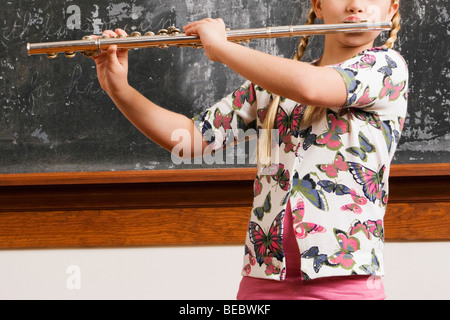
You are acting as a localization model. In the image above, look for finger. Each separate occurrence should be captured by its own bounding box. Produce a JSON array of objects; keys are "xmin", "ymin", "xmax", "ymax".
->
[
  {"xmin": 215, "ymin": 18, "xmax": 225, "ymax": 26},
  {"xmin": 102, "ymin": 30, "xmax": 118, "ymax": 38},
  {"xmin": 115, "ymin": 28, "xmax": 128, "ymax": 37},
  {"xmin": 183, "ymin": 19, "xmax": 208, "ymax": 30},
  {"xmin": 184, "ymin": 27, "xmax": 197, "ymax": 36},
  {"xmin": 184, "ymin": 24, "xmax": 200, "ymax": 36},
  {"xmin": 184, "ymin": 21, "xmax": 209, "ymax": 35},
  {"xmin": 185, "ymin": 18, "xmax": 224, "ymax": 30},
  {"xmin": 183, "ymin": 21, "xmax": 199, "ymax": 31}
]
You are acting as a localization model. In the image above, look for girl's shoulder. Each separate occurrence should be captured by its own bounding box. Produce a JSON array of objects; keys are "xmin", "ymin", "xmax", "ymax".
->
[
  {"xmin": 354, "ymin": 46, "xmax": 403, "ymax": 59},
  {"xmin": 341, "ymin": 47, "xmax": 408, "ymax": 71}
]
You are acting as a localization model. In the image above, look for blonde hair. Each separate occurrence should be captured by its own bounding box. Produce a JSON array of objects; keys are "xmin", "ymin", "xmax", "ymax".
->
[{"xmin": 258, "ymin": 1, "xmax": 401, "ymax": 167}]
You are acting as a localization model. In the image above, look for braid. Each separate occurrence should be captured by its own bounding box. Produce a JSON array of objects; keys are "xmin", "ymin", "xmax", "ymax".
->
[
  {"xmin": 383, "ymin": 10, "xmax": 401, "ymax": 49},
  {"xmin": 258, "ymin": 7, "xmax": 317, "ymax": 167},
  {"xmin": 294, "ymin": 8, "xmax": 316, "ymax": 61}
]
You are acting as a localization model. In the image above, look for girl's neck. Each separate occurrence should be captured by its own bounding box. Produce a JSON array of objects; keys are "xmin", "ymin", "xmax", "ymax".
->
[{"xmin": 317, "ymin": 38, "xmax": 375, "ymax": 66}]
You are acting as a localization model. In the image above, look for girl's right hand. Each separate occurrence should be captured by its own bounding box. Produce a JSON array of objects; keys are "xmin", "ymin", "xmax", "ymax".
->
[{"xmin": 91, "ymin": 29, "xmax": 130, "ymax": 95}]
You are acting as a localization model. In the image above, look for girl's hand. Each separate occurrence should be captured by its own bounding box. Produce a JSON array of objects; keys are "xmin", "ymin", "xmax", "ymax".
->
[
  {"xmin": 92, "ymin": 29, "xmax": 130, "ymax": 95},
  {"xmin": 183, "ymin": 18, "xmax": 228, "ymax": 62}
]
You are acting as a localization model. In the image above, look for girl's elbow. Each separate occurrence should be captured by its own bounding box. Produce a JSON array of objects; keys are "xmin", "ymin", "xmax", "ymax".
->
[
  {"xmin": 291, "ymin": 68, "xmax": 348, "ymax": 107},
  {"xmin": 292, "ymin": 84, "xmax": 346, "ymax": 108},
  {"xmin": 291, "ymin": 85, "xmax": 321, "ymax": 107}
]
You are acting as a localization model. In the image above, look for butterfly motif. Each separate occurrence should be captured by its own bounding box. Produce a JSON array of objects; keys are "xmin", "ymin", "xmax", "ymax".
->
[
  {"xmin": 317, "ymin": 152, "xmax": 349, "ymax": 179},
  {"xmin": 381, "ymin": 190, "xmax": 389, "ymax": 207},
  {"xmin": 381, "ymin": 120, "xmax": 400, "ymax": 153},
  {"xmin": 329, "ymin": 229, "xmax": 360, "ymax": 270},
  {"xmin": 349, "ymin": 108, "xmax": 382, "ymax": 129},
  {"xmin": 282, "ymin": 134, "xmax": 296, "ymax": 153},
  {"xmin": 243, "ymin": 245, "xmax": 257, "ymax": 275},
  {"xmin": 318, "ymin": 180, "xmax": 351, "ymax": 196},
  {"xmin": 249, "ymin": 211, "xmax": 285, "ymax": 266},
  {"xmin": 254, "ymin": 176, "xmax": 263, "ymax": 197},
  {"xmin": 377, "ymin": 55, "xmax": 398, "ymax": 80},
  {"xmin": 236, "ymin": 114, "xmax": 256, "ymax": 132},
  {"xmin": 366, "ymin": 219, "xmax": 385, "ymax": 241},
  {"xmin": 366, "ymin": 47, "xmax": 388, "ymax": 54},
  {"xmin": 253, "ymin": 191, "xmax": 272, "ymax": 221},
  {"xmin": 356, "ymin": 86, "xmax": 377, "ymax": 107},
  {"xmin": 348, "ymin": 162, "xmax": 386, "ymax": 204},
  {"xmin": 316, "ymin": 110, "xmax": 350, "ymax": 150},
  {"xmin": 232, "ymin": 83, "xmax": 256, "ymax": 110},
  {"xmin": 193, "ymin": 110, "xmax": 215, "ymax": 142},
  {"xmin": 275, "ymin": 105, "xmax": 304, "ymax": 144},
  {"xmin": 349, "ymin": 54, "xmax": 376, "ymax": 69},
  {"xmin": 272, "ymin": 164, "xmax": 290, "ymax": 191},
  {"xmin": 338, "ymin": 67, "xmax": 362, "ymax": 106},
  {"xmin": 257, "ymin": 107, "xmax": 269, "ymax": 123},
  {"xmin": 292, "ymin": 172, "xmax": 329, "ymax": 211},
  {"xmin": 379, "ymin": 76, "xmax": 406, "ymax": 101},
  {"xmin": 340, "ymin": 68, "xmax": 361, "ymax": 96},
  {"xmin": 291, "ymin": 199, "xmax": 327, "ymax": 240},
  {"xmin": 349, "ymin": 219, "xmax": 385, "ymax": 241},
  {"xmin": 360, "ymin": 249, "xmax": 381, "ymax": 275},
  {"xmin": 301, "ymin": 246, "xmax": 333, "ymax": 273},
  {"xmin": 346, "ymin": 131, "xmax": 376, "ymax": 162},
  {"xmin": 263, "ymin": 255, "xmax": 282, "ymax": 276},
  {"xmin": 213, "ymin": 109, "xmax": 233, "ymax": 130},
  {"xmin": 243, "ymin": 263, "xmax": 252, "ymax": 276},
  {"xmin": 258, "ymin": 163, "xmax": 279, "ymax": 176},
  {"xmin": 298, "ymin": 126, "xmax": 318, "ymax": 152},
  {"xmin": 340, "ymin": 189, "xmax": 368, "ymax": 214},
  {"xmin": 281, "ymin": 193, "xmax": 290, "ymax": 207},
  {"xmin": 349, "ymin": 220, "xmax": 371, "ymax": 239}
]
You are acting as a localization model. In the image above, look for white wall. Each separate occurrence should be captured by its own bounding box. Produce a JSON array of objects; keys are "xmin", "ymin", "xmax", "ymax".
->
[{"xmin": 0, "ymin": 242, "xmax": 449, "ymax": 300}]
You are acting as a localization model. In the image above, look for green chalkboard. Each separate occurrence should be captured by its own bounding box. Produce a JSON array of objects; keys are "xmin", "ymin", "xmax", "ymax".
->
[{"xmin": 0, "ymin": 0, "xmax": 448, "ymax": 173}]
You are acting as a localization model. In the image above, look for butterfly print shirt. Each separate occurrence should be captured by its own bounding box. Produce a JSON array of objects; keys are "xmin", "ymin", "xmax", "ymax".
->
[{"xmin": 193, "ymin": 48, "xmax": 409, "ymax": 282}]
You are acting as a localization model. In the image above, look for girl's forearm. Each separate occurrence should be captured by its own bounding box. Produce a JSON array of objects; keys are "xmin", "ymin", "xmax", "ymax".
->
[
  {"xmin": 108, "ymin": 85, "xmax": 207, "ymax": 157},
  {"xmin": 214, "ymin": 42, "xmax": 347, "ymax": 108}
]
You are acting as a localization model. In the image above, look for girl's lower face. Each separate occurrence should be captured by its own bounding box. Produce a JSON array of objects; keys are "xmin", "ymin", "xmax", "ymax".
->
[
  {"xmin": 317, "ymin": 0, "xmax": 395, "ymax": 48},
  {"xmin": 318, "ymin": 0, "xmax": 395, "ymax": 24}
]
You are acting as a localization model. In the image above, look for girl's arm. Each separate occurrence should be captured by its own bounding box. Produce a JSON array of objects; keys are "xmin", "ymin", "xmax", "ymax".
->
[
  {"xmin": 106, "ymin": 78, "xmax": 207, "ymax": 158},
  {"xmin": 93, "ymin": 30, "xmax": 208, "ymax": 158},
  {"xmin": 215, "ymin": 44, "xmax": 348, "ymax": 108},
  {"xmin": 184, "ymin": 19, "xmax": 348, "ymax": 108}
]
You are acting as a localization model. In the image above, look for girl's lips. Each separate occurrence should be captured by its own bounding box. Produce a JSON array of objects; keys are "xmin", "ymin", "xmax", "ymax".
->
[{"xmin": 344, "ymin": 17, "xmax": 363, "ymax": 23}]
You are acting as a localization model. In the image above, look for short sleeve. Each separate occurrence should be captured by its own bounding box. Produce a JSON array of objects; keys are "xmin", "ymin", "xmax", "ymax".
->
[
  {"xmin": 192, "ymin": 80, "xmax": 258, "ymax": 151},
  {"xmin": 330, "ymin": 48, "xmax": 409, "ymax": 113}
]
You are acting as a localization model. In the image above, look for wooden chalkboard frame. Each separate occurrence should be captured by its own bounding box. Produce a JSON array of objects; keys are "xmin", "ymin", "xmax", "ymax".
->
[{"xmin": 0, "ymin": 163, "xmax": 449, "ymax": 249}]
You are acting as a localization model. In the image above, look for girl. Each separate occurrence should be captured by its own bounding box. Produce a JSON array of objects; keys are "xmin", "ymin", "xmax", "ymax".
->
[{"xmin": 93, "ymin": 0, "xmax": 407, "ymax": 300}]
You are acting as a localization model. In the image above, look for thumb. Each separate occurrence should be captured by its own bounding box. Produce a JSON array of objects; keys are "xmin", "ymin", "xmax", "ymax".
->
[{"xmin": 107, "ymin": 45, "xmax": 120, "ymax": 65}]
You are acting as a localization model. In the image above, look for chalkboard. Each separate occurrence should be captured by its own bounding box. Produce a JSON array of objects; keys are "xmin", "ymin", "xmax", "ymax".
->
[{"xmin": 1, "ymin": 0, "xmax": 449, "ymax": 173}]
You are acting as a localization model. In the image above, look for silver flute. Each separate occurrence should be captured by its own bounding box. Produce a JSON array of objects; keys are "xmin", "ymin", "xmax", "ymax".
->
[{"xmin": 27, "ymin": 21, "xmax": 392, "ymax": 59}]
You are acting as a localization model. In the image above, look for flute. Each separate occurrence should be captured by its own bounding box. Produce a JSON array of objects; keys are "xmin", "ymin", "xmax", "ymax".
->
[{"xmin": 27, "ymin": 21, "xmax": 392, "ymax": 59}]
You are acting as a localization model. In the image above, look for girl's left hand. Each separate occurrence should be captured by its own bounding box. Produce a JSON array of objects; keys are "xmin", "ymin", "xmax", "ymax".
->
[
  {"xmin": 92, "ymin": 29, "xmax": 130, "ymax": 95},
  {"xmin": 183, "ymin": 18, "xmax": 228, "ymax": 62}
]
